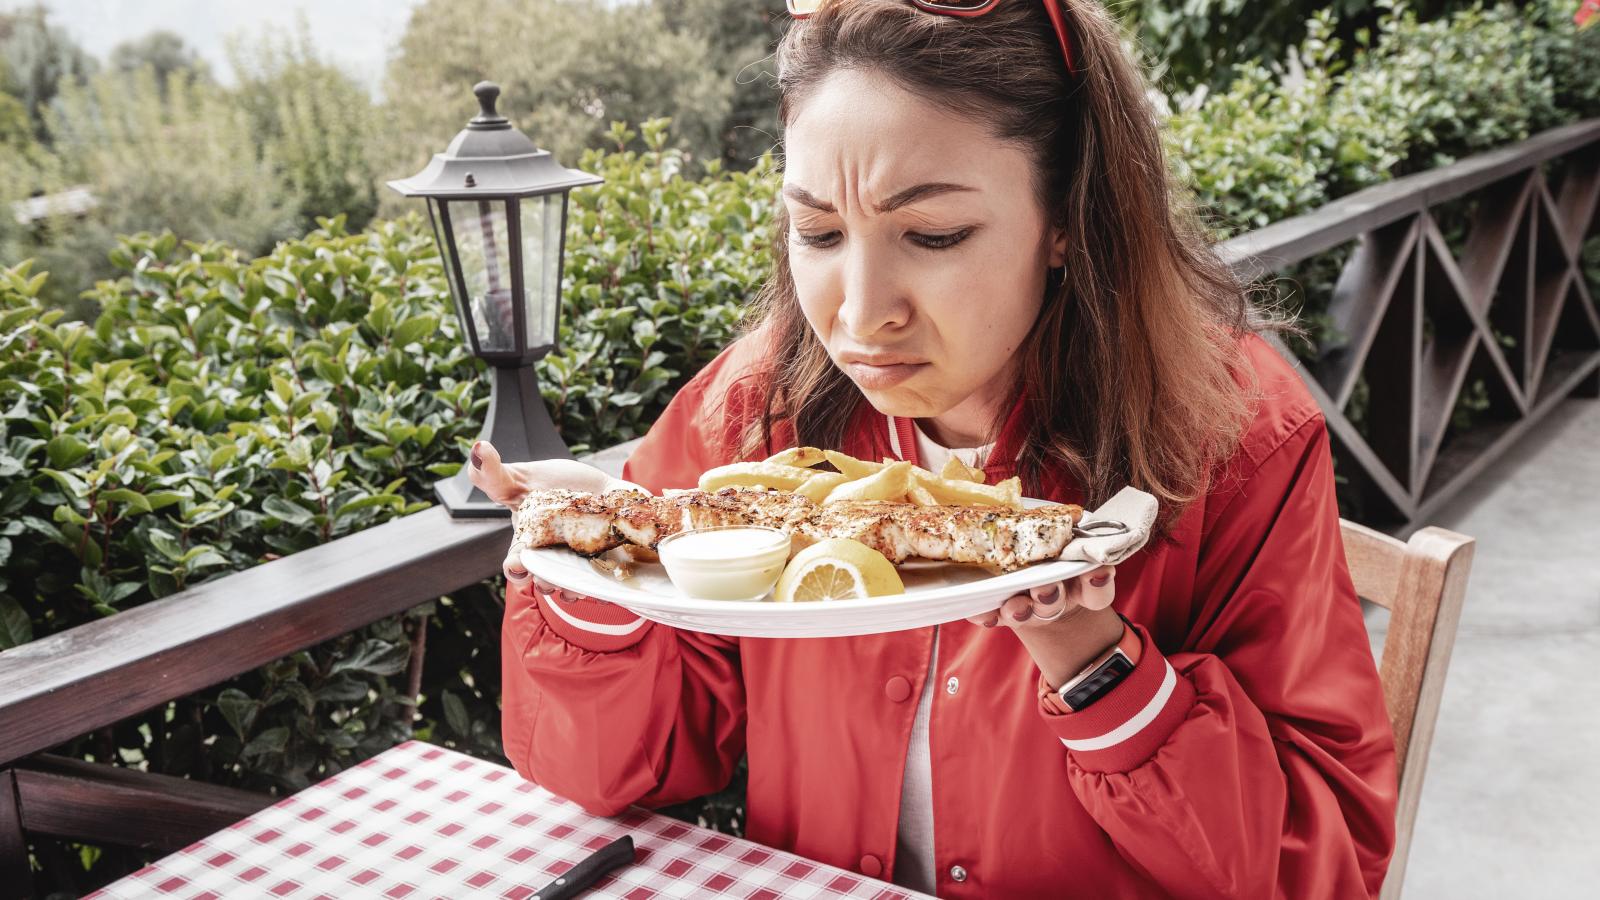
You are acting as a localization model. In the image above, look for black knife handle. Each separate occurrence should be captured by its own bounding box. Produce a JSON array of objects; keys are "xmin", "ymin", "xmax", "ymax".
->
[{"xmin": 533, "ymin": 835, "xmax": 636, "ymax": 900}]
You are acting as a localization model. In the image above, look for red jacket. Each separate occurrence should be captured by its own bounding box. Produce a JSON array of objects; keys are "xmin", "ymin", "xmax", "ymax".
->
[{"xmin": 502, "ymin": 333, "xmax": 1397, "ymax": 898}]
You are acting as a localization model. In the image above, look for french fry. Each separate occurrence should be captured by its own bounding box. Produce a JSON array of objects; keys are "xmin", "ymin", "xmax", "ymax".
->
[
  {"xmin": 794, "ymin": 471, "xmax": 849, "ymax": 502},
  {"xmin": 763, "ymin": 446, "xmax": 827, "ymax": 468},
  {"xmin": 939, "ymin": 456, "xmax": 985, "ymax": 483},
  {"xmin": 824, "ymin": 449, "xmax": 886, "ymax": 480},
  {"xmin": 906, "ymin": 483, "xmax": 940, "ymax": 505},
  {"xmin": 699, "ymin": 462, "xmax": 822, "ymax": 492},
  {"xmin": 825, "ymin": 461, "xmax": 913, "ymax": 503},
  {"xmin": 910, "ymin": 469, "xmax": 1023, "ymax": 509}
]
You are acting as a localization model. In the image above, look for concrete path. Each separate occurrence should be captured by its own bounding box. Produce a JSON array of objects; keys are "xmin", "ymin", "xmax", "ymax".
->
[{"xmin": 1373, "ymin": 395, "xmax": 1600, "ymax": 898}]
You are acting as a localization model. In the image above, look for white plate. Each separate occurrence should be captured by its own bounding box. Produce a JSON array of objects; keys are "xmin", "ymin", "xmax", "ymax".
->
[{"xmin": 518, "ymin": 499, "xmax": 1095, "ymax": 638}]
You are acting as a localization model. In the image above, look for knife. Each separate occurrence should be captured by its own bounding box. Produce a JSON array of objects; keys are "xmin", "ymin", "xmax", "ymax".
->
[{"xmin": 530, "ymin": 835, "xmax": 636, "ymax": 900}]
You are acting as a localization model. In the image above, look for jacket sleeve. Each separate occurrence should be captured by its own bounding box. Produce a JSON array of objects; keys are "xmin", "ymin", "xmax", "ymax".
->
[
  {"xmin": 500, "ymin": 339, "xmax": 770, "ymax": 815},
  {"xmin": 1038, "ymin": 415, "xmax": 1399, "ymax": 899},
  {"xmin": 500, "ymin": 579, "xmax": 745, "ymax": 816}
]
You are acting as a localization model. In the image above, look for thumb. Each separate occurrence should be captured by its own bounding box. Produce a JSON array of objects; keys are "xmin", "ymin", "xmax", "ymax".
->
[{"xmin": 468, "ymin": 440, "xmax": 522, "ymax": 508}]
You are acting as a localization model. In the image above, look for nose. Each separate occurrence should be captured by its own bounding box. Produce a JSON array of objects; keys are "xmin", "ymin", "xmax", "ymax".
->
[{"xmin": 837, "ymin": 241, "xmax": 911, "ymax": 339}]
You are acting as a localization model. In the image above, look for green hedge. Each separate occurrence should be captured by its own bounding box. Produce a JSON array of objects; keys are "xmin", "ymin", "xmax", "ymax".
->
[
  {"xmin": 1, "ymin": 122, "xmax": 774, "ymax": 888},
  {"xmin": 1, "ymin": 1, "xmax": 1596, "ymax": 890}
]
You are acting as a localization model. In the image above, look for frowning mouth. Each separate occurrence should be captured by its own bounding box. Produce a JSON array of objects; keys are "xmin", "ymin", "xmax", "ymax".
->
[{"xmin": 840, "ymin": 357, "xmax": 930, "ymax": 389}]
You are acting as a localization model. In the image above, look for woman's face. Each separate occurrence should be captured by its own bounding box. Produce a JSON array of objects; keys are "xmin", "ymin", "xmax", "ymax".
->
[{"xmin": 782, "ymin": 68, "xmax": 1065, "ymax": 427}]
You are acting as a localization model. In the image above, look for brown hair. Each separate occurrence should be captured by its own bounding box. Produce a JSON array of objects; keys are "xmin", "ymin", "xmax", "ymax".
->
[{"xmin": 741, "ymin": 0, "xmax": 1259, "ymax": 533}]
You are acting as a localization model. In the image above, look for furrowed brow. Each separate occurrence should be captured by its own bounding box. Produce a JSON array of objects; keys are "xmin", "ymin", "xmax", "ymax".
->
[
  {"xmin": 782, "ymin": 182, "xmax": 977, "ymax": 215},
  {"xmin": 782, "ymin": 184, "xmax": 835, "ymax": 213},
  {"xmin": 874, "ymin": 182, "xmax": 976, "ymax": 213}
]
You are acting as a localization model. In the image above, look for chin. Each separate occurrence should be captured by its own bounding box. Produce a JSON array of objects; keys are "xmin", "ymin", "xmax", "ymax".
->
[{"xmin": 855, "ymin": 383, "xmax": 947, "ymax": 419}]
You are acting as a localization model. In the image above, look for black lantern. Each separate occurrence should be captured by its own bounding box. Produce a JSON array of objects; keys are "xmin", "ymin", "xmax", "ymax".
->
[{"xmin": 390, "ymin": 81, "xmax": 602, "ymax": 517}]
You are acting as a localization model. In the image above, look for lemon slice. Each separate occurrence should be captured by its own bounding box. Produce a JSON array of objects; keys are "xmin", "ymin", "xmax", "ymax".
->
[{"xmin": 774, "ymin": 538, "xmax": 904, "ymax": 602}]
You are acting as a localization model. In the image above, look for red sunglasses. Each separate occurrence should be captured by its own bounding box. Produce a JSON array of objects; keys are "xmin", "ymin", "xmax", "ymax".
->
[{"xmin": 785, "ymin": 0, "xmax": 1077, "ymax": 76}]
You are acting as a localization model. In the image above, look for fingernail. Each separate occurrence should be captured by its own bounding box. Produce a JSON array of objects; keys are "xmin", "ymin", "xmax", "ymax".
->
[
  {"xmin": 1012, "ymin": 606, "xmax": 1033, "ymax": 622},
  {"xmin": 471, "ymin": 447, "xmax": 483, "ymax": 470},
  {"xmin": 1037, "ymin": 585, "xmax": 1060, "ymax": 605},
  {"xmin": 1090, "ymin": 573, "xmax": 1110, "ymax": 587}
]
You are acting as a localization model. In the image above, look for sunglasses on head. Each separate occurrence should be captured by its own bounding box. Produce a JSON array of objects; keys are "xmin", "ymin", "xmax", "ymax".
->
[{"xmin": 784, "ymin": 0, "xmax": 1078, "ymax": 76}]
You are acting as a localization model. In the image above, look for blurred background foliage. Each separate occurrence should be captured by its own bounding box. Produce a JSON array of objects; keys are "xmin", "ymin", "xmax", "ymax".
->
[
  {"xmin": 1, "ymin": 0, "xmax": 1594, "ymax": 318},
  {"xmin": 2, "ymin": 0, "xmax": 1598, "ymax": 891}
]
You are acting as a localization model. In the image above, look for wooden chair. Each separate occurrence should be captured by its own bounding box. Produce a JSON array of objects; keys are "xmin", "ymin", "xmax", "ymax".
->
[{"xmin": 1340, "ymin": 520, "xmax": 1475, "ymax": 900}]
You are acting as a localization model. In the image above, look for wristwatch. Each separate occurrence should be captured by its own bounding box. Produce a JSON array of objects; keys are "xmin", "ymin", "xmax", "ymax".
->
[{"xmin": 1039, "ymin": 616, "xmax": 1142, "ymax": 714}]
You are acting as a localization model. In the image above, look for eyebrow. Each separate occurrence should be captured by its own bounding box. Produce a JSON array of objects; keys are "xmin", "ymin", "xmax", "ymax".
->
[{"xmin": 782, "ymin": 182, "xmax": 978, "ymax": 214}]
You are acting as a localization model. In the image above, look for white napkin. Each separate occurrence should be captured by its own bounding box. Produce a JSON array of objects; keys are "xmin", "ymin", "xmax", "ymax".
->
[{"xmin": 1059, "ymin": 486, "xmax": 1159, "ymax": 566}]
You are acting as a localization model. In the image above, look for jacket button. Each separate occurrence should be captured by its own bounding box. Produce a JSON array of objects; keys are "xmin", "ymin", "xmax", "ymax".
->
[
  {"xmin": 860, "ymin": 854, "xmax": 883, "ymax": 877},
  {"xmin": 950, "ymin": 864, "xmax": 968, "ymax": 882},
  {"xmin": 884, "ymin": 676, "xmax": 912, "ymax": 702}
]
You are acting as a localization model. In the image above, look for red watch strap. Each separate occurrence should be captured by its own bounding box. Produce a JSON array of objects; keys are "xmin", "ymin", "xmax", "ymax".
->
[{"xmin": 1038, "ymin": 617, "xmax": 1140, "ymax": 715}]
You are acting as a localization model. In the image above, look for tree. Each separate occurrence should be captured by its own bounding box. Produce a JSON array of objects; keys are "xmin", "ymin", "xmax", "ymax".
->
[
  {"xmin": 229, "ymin": 23, "xmax": 380, "ymax": 232},
  {"xmin": 382, "ymin": 0, "xmax": 733, "ymax": 205},
  {"xmin": 109, "ymin": 30, "xmax": 212, "ymax": 95},
  {"xmin": 1117, "ymin": 0, "xmax": 1472, "ymax": 93},
  {"xmin": 35, "ymin": 67, "xmax": 300, "ymax": 313},
  {"xmin": 658, "ymin": 0, "xmax": 789, "ymax": 170},
  {"xmin": 0, "ymin": 4, "xmax": 96, "ymax": 140}
]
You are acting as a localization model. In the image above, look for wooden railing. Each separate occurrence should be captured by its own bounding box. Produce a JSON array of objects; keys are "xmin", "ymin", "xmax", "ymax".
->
[
  {"xmin": 1, "ymin": 121, "xmax": 1597, "ymax": 892},
  {"xmin": 1221, "ymin": 119, "xmax": 1600, "ymax": 527}
]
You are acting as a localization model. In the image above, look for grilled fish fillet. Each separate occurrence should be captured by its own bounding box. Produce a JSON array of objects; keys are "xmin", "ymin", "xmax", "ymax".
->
[{"xmin": 513, "ymin": 487, "xmax": 1084, "ymax": 571}]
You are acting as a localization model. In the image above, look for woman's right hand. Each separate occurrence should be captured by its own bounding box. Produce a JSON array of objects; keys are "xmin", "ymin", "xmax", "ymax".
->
[{"xmin": 467, "ymin": 440, "xmax": 645, "ymax": 587}]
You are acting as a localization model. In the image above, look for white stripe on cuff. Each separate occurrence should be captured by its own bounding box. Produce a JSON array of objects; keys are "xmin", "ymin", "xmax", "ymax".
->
[
  {"xmin": 539, "ymin": 590, "xmax": 648, "ymax": 636},
  {"xmin": 886, "ymin": 414, "xmax": 903, "ymax": 460},
  {"xmin": 1058, "ymin": 659, "xmax": 1177, "ymax": 752}
]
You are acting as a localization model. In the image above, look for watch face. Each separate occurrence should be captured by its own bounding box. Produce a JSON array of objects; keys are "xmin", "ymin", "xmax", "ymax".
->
[{"xmin": 1062, "ymin": 653, "xmax": 1135, "ymax": 711}]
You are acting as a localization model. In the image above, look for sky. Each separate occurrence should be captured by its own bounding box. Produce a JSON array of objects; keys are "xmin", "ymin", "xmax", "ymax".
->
[{"xmin": 0, "ymin": 0, "xmax": 428, "ymax": 97}]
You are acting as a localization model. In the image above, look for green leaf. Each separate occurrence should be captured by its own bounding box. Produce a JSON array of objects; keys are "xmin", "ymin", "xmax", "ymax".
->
[
  {"xmin": 0, "ymin": 597, "xmax": 32, "ymax": 650},
  {"xmin": 314, "ymin": 674, "xmax": 370, "ymax": 703},
  {"xmin": 328, "ymin": 638, "xmax": 410, "ymax": 677},
  {"xmin": 148, "ymin": 529, "xmax": 185, "ymax": 562},
  {"xmin": 39, "ymin": 468, "xmax": 88, "ymax": 499},
  {"xmin": 46, "ymin": 434, "xmax": 91, "ymax": 468},
  {"xmin": 393, "ymin": 313, "xmax": 439, "ymax": 348},
  {"xmin": 242, "ymin": 726, "xmax": 290, "ymax": 757},
  {"xmin": 262, "ymin": 496, "xmax": 314, "ymax": 527},
  {"xmin": 106, "ymin": 581, "xmax": 142, "ymax": 605},
  {"xmin": 441, "ymin": 690, "xmax": 471, "ymax": 738},
  {"xmin": 102, "ymin": 488, "xmax": 153, "ymax": 514},
  {"xmin": 182, "ymin": 548, "xmax": 230, "ymax": 569},
  {"xmin": 209, "ymin": 444, "xmax": 239, "ymax": 470},
  {"xmin": 217, "ymin": 688, "xmax": 257, "ymax": 740},
  {"xmin": 334, "ymin": 494, "xmax": 403, "ymax": 518}
]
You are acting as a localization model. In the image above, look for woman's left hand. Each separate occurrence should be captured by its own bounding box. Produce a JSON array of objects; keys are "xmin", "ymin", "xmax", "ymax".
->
[{"xmin": 966, "ymin": 565, "xmax": 1126, "ymax": 689}]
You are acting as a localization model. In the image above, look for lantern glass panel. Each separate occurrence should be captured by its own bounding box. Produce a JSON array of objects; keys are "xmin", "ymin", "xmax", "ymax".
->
[
  {"xmin": 427, "ymin": 201, "xmax": 474, "ymax": 347},
  {"xmin": 520, "ymin": 193, "xmax": 565, "ymax": 350},
  {"xmin": 445, "ymin": 199, "xmax": 518, "ymax": 353}
]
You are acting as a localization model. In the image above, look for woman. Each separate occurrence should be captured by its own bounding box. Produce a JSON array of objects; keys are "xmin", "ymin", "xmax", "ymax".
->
[{"xmin": 469, "ymin": 1, "xmax": 1397, "ymax": 896}]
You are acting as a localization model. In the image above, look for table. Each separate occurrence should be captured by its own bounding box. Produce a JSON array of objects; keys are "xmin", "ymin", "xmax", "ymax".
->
[{"xmin": 88, "ymin": 740, "xmax": 930, "ymax": 899}]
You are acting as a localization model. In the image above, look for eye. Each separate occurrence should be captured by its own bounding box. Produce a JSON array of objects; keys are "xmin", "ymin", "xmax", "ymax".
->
[
  {"xmin": 793, "ymin": 229, "xmax": 840, "ymax": 249},
  {"xmin": 911, "ymin": 228, "xmax": 974, "ymax": 250}
]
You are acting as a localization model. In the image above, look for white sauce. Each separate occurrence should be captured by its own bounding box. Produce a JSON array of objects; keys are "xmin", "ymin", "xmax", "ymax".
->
[{"xmin": 663, "ymin": 527, "xmax": 788, "ymax": 561}]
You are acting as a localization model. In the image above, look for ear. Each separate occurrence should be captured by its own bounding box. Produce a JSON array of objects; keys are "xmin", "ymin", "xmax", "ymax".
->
[{"xmin": 1047, "ymin": 224, "xmax": 1068, "ymax": 269}]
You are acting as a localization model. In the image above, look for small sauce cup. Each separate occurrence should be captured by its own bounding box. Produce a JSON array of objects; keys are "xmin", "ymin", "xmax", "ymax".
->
[{"xmin": 657, "ymin": 526, "xmax": 792, "ymax": 601}]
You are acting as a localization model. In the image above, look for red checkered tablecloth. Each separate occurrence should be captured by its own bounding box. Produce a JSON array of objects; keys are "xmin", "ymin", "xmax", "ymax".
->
[{"xmin": 88, "ymin": 740, "xmax": 930, "ymax": 900}]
